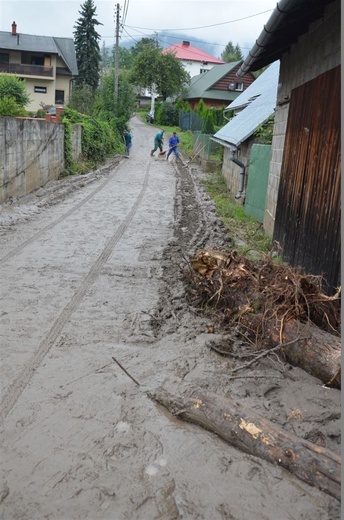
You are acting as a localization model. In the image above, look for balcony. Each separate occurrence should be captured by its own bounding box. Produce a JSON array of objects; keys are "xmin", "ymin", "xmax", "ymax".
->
[{"xmin": 0, "ymin": 62, "xmax": 54, "ymax": 77}]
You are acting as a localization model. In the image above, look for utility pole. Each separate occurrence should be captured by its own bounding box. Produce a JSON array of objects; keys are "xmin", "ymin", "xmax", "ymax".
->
[
  {"xmin": 114, "ymin": 3, "xmax": 120, "ymax": 102},
  {"xmin": 149, "ymin": 31, "xmax": 158, "ymax": 118}
]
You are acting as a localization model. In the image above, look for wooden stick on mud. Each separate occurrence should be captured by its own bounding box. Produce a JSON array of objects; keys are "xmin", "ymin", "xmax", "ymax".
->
[
  {"xmin": 230, "ymin": 337, "xmax": 304, "ymax": 373},
  {"xmin": 112, "ymin": 357, "xmax": 140, "ymax": 386},
  {"xmin": 184, "ymin": 142, "xmax": 206, "ymax": 167},
  {"xmin": 149, "ymin": 386, "xmax": 341, "ymax": 501}
]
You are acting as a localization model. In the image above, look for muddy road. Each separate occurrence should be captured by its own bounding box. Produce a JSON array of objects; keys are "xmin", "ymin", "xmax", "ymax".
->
[{"xmin": 0, "ymin": 116, "xmax": 340, "ymax": 519}]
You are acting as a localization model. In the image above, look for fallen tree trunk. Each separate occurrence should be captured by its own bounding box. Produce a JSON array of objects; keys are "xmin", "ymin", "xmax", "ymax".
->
[
  {"xmin": 149, "ymin": 386, "xmax": 341, "ymax": 501},
  {"xmin": 270, "ymin": 321, "xmax": 341, "ymax": 388}
]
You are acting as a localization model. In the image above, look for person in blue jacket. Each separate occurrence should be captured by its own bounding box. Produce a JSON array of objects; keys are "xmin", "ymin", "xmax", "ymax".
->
[{"xmin": 166, "ymin": 132, "xmax": 180, "ymax": 161}]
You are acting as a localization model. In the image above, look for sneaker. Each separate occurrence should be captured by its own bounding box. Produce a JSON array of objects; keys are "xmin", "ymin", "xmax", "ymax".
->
[{"xmin": 150, "ymin": 152, "xmax": 154, "ymax": 156}]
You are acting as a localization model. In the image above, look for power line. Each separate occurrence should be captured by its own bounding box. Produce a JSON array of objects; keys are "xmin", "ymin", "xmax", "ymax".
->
[
  {"xmin": 124, "ymin": 8, "xmax": 273, "ymax": 33},
  {"xmin": 122, "ymin": 0, "xmax": 130, "ymax": 27},
  {"xmin": 102, "ymin": 5, "xmax": 274, "ymax": 54},
  {"xmin": 121, "ymin": 26, "xmax": 141, "ymax": 46},
  {"xmin": 120, "ymin": 26, "xmax": 223, "ymax": 61},
  {"xmin": 121, "ymin": 27, "xmax": 253, "ymax": 51},
  {"xmin": 102, "ymin": 26, "xmax": 254, "ymax": 54}
]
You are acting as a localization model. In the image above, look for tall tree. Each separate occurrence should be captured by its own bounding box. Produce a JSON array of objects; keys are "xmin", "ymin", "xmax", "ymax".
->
[
  {"xmin": 118, "ymin": 47, "xmax": 134, "ymax": 70},
  {"xmin": 221, "ymin": 41, "xmax": 243, "ymax": 62},
  {"xmin": 73, "ymin": 0, "xmax": 103, "ymax": 90},
  {"xmin": 130, "ymin": 37, "xmax": 157, "ymax": 58},
  {"xmin": 94, "ymin": 69, "xmax": 136, "ymax": 124},
  {"xmin": 131, "ymin": 47, "xmax": 190, "ymax": 101}
]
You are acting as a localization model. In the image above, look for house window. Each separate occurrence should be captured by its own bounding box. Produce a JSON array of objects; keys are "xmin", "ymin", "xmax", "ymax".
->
[
  {"xmin": 55, "ymin": 90, "xmax": 65, "ymax": 104},
  {"xmin": 34, "ymin": 86, "xmax": 47, "ymax": 93},
  {"xmin": 229, "ymin": 81, "xmax": 244, "ymax": 92},
  {"xmin": 200, "ymin": 68, "xmax": 208, "ymax": 74},
  {"xmin": 22, "ymin": 53, "xmax": 44, "ymax": 66},
  {"xmin": 32, "ymin": 56, "xmax": 44, "ymax": 66},
  {"xmin": 0, "ymin": 53, "xmax": 9, "ymax": 63}
]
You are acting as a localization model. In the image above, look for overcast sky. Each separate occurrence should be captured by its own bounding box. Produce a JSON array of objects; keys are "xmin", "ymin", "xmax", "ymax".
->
[{"xmin": 1, "ymin": 0, "xmax": 278, "ymax": 59}]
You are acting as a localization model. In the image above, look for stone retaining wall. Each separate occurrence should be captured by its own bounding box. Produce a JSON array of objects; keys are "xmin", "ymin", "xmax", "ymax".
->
[{"xmin": 0, "ymin": 117, "xmax": 82, "ymax": 203}]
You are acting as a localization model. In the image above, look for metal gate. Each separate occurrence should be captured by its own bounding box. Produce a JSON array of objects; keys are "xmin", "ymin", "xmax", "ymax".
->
[{"xmin": 273, "ymin": 66, "xmax": 340, "ymax": 293}]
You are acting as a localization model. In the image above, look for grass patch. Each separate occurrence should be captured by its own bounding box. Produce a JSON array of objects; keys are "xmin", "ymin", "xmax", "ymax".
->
[{"xmin": 202, "ymin": 171, "xmax": 273, "ymax": 255}]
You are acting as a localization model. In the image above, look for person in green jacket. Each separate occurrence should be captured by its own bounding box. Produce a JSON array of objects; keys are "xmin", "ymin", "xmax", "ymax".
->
[
  {"xmin": 123, "ymin": 129, "xmax": 132, "ymax": 157},
  {"xmin": 150, "ymin": 129, "xmax": 165, "ymax": 156}
]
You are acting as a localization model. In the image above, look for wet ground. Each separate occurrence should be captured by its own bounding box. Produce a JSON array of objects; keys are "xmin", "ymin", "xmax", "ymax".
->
[{"xmin": 0, "ymin": 115, "xmax": 341, "ymax": 519}]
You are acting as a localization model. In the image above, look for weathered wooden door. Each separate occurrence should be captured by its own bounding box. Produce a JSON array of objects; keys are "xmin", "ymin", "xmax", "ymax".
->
[{"xmin": 273, "ymin": 66, "xmax": 340, "ymax": 293}]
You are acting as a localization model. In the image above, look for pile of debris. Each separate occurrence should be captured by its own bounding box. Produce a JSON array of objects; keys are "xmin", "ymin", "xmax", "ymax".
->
[{"xmin": 184, "ymin": 248, "xmax": 341, "ymax": 388}]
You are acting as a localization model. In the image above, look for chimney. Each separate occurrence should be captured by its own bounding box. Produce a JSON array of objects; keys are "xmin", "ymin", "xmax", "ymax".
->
[
  {"xmin": 182, "ymin": 41, "xmax": 190, "ymax": 47},
  {"xmin": 12, "ymin": 21, "xmax": 17, "ymax": 35}
]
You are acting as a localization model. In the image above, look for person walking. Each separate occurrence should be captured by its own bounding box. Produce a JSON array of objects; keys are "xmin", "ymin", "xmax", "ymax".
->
[
  {"xmin": 166, "ymin": 131, "xmax": 180, "ymax": 161},
  {"xmin": 150, "ymin": 129, "xmax": 165, "ymax": 156},
  {"xmin": 123, "ymin": 129, "xmax": 132, "ymax": 157}
]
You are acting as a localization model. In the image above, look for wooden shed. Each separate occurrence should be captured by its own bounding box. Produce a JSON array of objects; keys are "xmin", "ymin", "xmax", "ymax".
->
[{"xmin": 237, "ymin": 0, "xmax": 341, "ymax": 294}]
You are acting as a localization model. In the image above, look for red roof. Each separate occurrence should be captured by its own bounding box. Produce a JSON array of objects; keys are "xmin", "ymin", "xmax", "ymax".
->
[{"xmin": 162, "ymin": 41, "xmax": 225, "ymax": 64}]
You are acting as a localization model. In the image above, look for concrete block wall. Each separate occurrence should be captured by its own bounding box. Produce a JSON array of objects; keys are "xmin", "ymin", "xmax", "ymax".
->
[
  {"xmin": 0, "ymin": 117, "xmax": 82, "ymax": 203},
  {"xmin": 263, "ymin": 0, "xmax": 340, "ymax": 235}
]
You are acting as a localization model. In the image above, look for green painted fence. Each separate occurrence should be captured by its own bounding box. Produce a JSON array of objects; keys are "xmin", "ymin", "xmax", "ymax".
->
[{"xmin": 244, "ymin": 144, "xmax": 271, "ymax": 222}]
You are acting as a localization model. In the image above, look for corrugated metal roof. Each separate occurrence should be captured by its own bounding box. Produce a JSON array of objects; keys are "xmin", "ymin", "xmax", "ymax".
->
[
  {"xmin": 0, "ymin": 30, "xmax": 78, "ymax": 75},
  {"xmin": 162, "ymin": 42, "xmax": 224, "ymax": 64},
  {"xmin": 213, "ymin": 60, "xmax": 280, "ymax": 148}
]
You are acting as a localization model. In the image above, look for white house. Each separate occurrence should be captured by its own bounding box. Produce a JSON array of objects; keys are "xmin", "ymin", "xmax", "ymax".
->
[{"xmin": 162, "ymin": 40, "xmax": 224, "ymax": 78}]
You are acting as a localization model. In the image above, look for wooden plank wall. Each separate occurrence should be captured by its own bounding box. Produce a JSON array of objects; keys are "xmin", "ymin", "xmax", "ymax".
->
[{"xmin": 273, "ymin": 66, "xmax": 340, "ymax": 294}]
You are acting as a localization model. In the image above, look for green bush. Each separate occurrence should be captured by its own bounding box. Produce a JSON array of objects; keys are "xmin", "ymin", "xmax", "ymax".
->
[
  {"xmin": 214, "ymin": 106, "xmax": 227, "ymax": 127},
  {"xmin": 203, "ymin": 110, "xmax": 215, "ymax": 134},
  {"xmin": 195, "ymin": 99, "xmax": 206, "ymax": 118},
  {"xmin": 36, "ymin": 108, "xmax": 46, "ymax": 118},
  {"xmin": 0, "ymin": 74, "xmax": 30, "ymax": 109},
  {"xmin": 175, "ymin": 98, "xmax": 190, "ymax": 113},
  {"xmin": 60, "ymin": 107, "xmax": 122, "ymax": 175},
  {"xmin": 153, "ymin": 101, "xmax": 179, "ymax": 126},
  {"xmin": 161, "ymin": 103, "xmax": 179, "ymax": 126},
  {"xmin": 254, "ymin": 115, "xmax": 275, "ymax": 144},
  {"xmin": 0, "ymin": 95, "xmax": 27, "ymax": 117}
]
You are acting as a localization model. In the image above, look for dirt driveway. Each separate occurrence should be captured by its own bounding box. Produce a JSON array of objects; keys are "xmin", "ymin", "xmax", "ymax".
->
[{"xmin": 0, "ymin": 116, "xmax": 340, "ymax": 519}]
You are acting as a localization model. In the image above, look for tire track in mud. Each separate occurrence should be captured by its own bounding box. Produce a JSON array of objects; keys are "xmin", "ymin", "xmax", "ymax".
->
[
  {"xmin": 0, "ymin": 164, "xmax": 150, "ymax": 424},
  {"xmin": 157, "ymin": 160, "xmax": 231, "ymax": 334},
  {"xmin": 173, "ymin": 163, "xmax": 209, "ymax": 253},
  {"xmin": 173, "ymin": 161, "xmax": 227, "ymax": 253},
  {"xmin": 151, "ymin": 162, "xmax": 228, "ymax": 339},
  {"xmin": 0, "ymin": 160, "xmax": 123, "ymax": 265}
]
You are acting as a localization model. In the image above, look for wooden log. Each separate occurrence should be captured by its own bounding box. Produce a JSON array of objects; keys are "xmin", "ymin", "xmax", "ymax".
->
[
  {"xmin": 270, "ymin": 321, "xmax": 341, "ymax": 388},
  {"xmin": 149, "ymin": 386, "xmax": 341, "ymax": 501}
]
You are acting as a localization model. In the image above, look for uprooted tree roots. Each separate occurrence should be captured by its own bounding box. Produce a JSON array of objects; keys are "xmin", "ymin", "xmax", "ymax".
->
[
  {"xmin": 183, "ymin": 248, "xmax": 341, "ymax": 387},
  {"xmin": 185, "ymin": 248, "xmax": 341, "ymax": 337}
]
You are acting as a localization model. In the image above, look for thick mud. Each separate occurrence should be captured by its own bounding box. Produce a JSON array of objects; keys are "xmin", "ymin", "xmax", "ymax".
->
[{"xmin": 0, "ymin": 115, "xmax": 340, "ymax": 519}]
